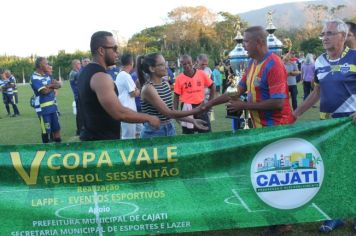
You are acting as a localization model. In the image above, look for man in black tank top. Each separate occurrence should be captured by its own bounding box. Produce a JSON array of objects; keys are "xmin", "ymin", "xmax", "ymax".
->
[{"xmin": 77, "ymin": 31, "xmax": 160, "ymax": 141}]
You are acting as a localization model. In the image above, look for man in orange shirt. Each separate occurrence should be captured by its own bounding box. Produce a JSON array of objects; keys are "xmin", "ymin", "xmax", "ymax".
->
[{"xmin": 174, "ymin": 54, "xmax": 215, "ymax": 134}]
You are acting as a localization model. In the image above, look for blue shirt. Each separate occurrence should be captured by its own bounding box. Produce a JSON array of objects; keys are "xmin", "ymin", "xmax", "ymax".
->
[
  {"xmin": 1, "ymin": 77, "xmax": 15, "ymax": 95},
  {"xmin": 30, "ymin": 72, "xmax": 57, "ymax": 115},
  {"xmin": 315, "ymin": 47, "xmax": 356, "ymax": 118},
  {"xmin": 106, "ymin": 66, "xmax": 120, "ymax": 81},
  {"xmin": 212, "ymin": 68, "xmax": 222, "ymax": 86}
]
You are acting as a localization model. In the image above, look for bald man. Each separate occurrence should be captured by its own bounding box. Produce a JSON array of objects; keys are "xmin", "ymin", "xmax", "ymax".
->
[{"xmin": 206, "ymin": 26, "xmax": 294, "ymax": 128}]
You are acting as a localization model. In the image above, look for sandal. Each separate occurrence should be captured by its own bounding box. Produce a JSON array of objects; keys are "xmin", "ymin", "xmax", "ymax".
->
[{"xmin": 319, "ymin": 219, "xmax": 344, "ymax": 233}]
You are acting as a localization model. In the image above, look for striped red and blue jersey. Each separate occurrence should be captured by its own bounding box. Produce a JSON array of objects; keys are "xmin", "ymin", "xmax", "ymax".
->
[{"xmin": 239, "ymin": 52, "xmax": 295, "ymax": 128}]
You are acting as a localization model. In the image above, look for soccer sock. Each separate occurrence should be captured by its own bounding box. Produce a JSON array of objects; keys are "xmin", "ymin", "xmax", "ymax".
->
[
  {"xmin": 41, "ymin": 134, "xmax": 49, "ymax": 143},
  {"xmin": 13, "ymin": 104, "xmax": 20, "ymax": 115},
  {"xmin": 5, "ymin": 104, "xmax": 10, "ymax": 114}
]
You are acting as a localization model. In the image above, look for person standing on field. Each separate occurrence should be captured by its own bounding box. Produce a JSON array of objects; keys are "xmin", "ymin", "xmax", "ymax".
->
[
  {"xmin": 77, "ymin": 31, "xmax": 160, "ymax": 141},
  {"xmin": 115, "ymin": 53, "xmax": 140, "ymax": 139}
]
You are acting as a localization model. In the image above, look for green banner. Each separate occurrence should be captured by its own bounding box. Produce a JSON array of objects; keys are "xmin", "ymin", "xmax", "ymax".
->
[{"xmin": 0, "ymin": 117, "xmax": 355, "ymax": 235}]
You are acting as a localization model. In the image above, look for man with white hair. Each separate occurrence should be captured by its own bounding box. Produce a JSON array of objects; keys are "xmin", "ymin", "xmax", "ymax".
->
[
  {"xmin": 293, "ymin": 18, "xmax": 356, "ymax": 233},
  {"xmin": 81, "ymin": 58, "xmax": 91, "ymax": 67}
]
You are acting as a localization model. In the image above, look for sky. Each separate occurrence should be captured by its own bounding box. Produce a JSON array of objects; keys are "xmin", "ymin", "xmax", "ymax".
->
[{"xmin": 0, "ymin": 0, "xmax": 311, "ymax": 57}]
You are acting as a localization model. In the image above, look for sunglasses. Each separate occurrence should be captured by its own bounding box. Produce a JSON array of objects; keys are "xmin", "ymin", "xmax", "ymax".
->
[{"xmin": 102, "ymin": 45, "xmax": 118, "ymax": 52}]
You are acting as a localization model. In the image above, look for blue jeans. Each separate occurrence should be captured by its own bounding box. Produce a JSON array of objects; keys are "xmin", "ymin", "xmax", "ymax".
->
[
  {"xmin": 140, "ymin": 120, "xmax": 176, "ymax": 138},
  {"xmin": 288, "ymin": 85, "xmax": 298, "ymax": 110}
]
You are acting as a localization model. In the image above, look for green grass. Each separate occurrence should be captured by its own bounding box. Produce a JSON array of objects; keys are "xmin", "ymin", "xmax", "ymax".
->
[
  {"xmin": 0, "ymin": 82, "xmax": 353, "ymax": 236},
  {"xmin": 0, "ymin": 82, "xmax": 320, "ymax": 145},
  {"xmin": 0, "ymin": 81, "xmax": 78, "ymax": 144}
]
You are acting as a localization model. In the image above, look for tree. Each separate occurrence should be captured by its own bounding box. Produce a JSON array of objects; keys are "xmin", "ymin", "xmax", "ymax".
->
[
  {"xmin": 0, "ymin": 50, "xmax": 90, "ymax": 83},
  {"xmin": 164, "ymin": 6, "xmax": 218, "ymax": 59},
  {"xmin": 300, "ymin": 38, "xmax": 323, "ymax": 56},
  {"xmin": 215, "ymin": 12, "xmax": 248, "ymax": 55},
  {"xmin": 0, "ymin": 56, "xmax": 33, "ymax": 83},
  {"xmin": 302, "ymin": 4, "xmax": 347, "ymax": 39}
]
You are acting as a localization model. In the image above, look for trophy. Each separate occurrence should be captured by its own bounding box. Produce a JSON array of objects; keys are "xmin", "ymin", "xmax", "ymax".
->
[
  {"xmin": 227, "ymin": 20, "xmax": 249, "ymax": 120},
  {"xmin": 266, "ymin": 11, "xmax": 283, "ymax": 56},
  {"xmin": 225, "ymin": 74, "xmax": 243, "ymax": 118}
]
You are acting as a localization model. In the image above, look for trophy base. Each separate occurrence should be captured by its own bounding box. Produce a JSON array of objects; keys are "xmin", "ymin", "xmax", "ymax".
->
[{"xmin": 226, "ymin": 110, "xmax": 242, "ymax": 119}]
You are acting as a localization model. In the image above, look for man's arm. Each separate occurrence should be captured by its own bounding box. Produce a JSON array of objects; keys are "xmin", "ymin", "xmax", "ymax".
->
[
  {"xmin": 39, "ymin": 80, "xmax": 61, "ymax": 95},
  {"xmin": 289, "ymin": 70, "xmax": 300, "ymax": 76},
  {"xmin": 289, "ymin": 63, "xmax": 300, "ymax": 76},
  {"xmin": 227, "ymin": 98, "xmax": 284, "ymax": 112},
  {"xmin": 293, "ymin": 85, "xmax": 320, "ymax": 119},
  {"xmin": 125, "ymin": 74, "xmax": 140, "ymax": 97},
  {"xmin": 208, "ymin": 83, "xmax": 216, "ymax": 101},
  {"xmin": 204, "ymin": 85, "xmax": 245, "ymax": 109},
  {"xmin": 129, "ymin": 88, "xmax": 140, "ymax": 97},
  {"xmin": 142, "ymin": 83, "xmax": 202, "ymax": 118},
  {"xmin": 90, "ymin": 72, "xmax": 160, "ymax": 128}
]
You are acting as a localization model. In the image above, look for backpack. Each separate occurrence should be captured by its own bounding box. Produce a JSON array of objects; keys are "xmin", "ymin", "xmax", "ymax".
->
[{"xmin": 30, "ymin": 95, "xmax": 36, "ymax": 108}]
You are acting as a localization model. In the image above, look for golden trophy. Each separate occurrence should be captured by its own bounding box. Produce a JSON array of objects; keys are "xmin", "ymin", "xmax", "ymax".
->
[
  {"xmin": 226, "ymin": 75, "xmax": 239, "ymax": 97},
  {"xmin": 226, "ymin": 74, "xmax": 243, "ymax": 118}
]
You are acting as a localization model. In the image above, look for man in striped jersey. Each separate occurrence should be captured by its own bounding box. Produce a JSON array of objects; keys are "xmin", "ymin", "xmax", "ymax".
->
[
  {"xmin": 205, "ymin": 26, "xmax": 295, "ymax": 128},
  {"xmin": 30, "ymin": 57, "xmax": 62, "ymax": 143},
  {"xmin": 2, "ymin": 70, "xmax": 20, "ymax": 117}
]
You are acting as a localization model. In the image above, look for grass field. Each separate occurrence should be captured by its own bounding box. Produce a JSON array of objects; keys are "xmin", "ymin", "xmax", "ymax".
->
[
  {"xmin": 0, "ymin": 82, "xmax": 353, "ymax": 236},
  {"xmin": 0, "ymin": 82, "xmax": 320, "ymax": 145}
]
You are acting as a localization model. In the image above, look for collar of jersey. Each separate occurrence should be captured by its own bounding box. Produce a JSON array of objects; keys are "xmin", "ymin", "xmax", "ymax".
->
[
  {"xmin": 255, "ymin": 51, "xmax": 272, "ymax": 64},
  {"xmin": 326, "ymin": 47, "xmax": 350, "ymax": 61}
]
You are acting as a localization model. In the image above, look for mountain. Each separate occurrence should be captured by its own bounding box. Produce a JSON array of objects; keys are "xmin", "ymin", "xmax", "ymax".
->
[{"xmin": 239, "ymin": 0, "xmax": 356, "ymax": 29}]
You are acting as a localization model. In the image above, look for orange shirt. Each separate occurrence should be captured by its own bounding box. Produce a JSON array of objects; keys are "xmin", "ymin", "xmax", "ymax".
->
[{"xmin": 174, "ymin": 70, "xmax": 213, "ymax": 105}]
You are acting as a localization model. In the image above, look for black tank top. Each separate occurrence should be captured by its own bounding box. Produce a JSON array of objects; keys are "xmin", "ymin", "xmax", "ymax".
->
[{"xmin": 78, "ymin": 63, "xmax": 121, "ymax": 141}]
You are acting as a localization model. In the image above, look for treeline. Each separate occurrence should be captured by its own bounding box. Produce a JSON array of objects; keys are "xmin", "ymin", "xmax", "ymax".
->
[
  {"xmin": 1, "ymin": 5, "xmax": 354, "ymax": 82},
  {"xmin": 0, "ymin": 50, "xmax": 90, "ymax": 83}
]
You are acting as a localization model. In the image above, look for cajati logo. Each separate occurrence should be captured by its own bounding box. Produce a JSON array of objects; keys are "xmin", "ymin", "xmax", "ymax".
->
[{"xmin": 251, "ymin": 138, "xmax": 324, "ymax": 209}]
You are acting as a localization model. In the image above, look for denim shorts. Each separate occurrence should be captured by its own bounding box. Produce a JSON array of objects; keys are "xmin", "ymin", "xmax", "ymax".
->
[{"xmin": 140, "ymin": 120, "xmax": 176, "ymax": 138}]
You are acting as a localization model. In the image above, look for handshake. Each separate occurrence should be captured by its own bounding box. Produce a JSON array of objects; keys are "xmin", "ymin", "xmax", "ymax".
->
[{"xmin": 201, "ymin": 92, "xmax": 248, "ymax": 119}]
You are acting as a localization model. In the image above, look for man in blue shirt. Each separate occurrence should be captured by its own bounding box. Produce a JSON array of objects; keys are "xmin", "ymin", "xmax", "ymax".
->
[
  {"xmin": 30, "ymin": 57, "xmax": 62, "ymax": 143},
  {"xmin": 294, "ymin": 19, "xmax": 356, "ymax": 233},
  {"xmin": 1, "ymin": 69, "xmax": 20, "ymax": 117}
]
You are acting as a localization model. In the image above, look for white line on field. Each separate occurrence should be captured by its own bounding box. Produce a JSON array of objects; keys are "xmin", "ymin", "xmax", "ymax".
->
[
  {"xmin": 224, "ymin": 195, "xmax": 241, "ymax": 206},
  {"xmin": 93, "ymin": 190, "xmax": 104, "ymax": 236},
  {"xmin": 232, "ymin": 189, "xmax": 252, "ymax": 212},
  {"xmin": 311, "ymin": 203, "xmax": 331, "ymax": 220}
]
